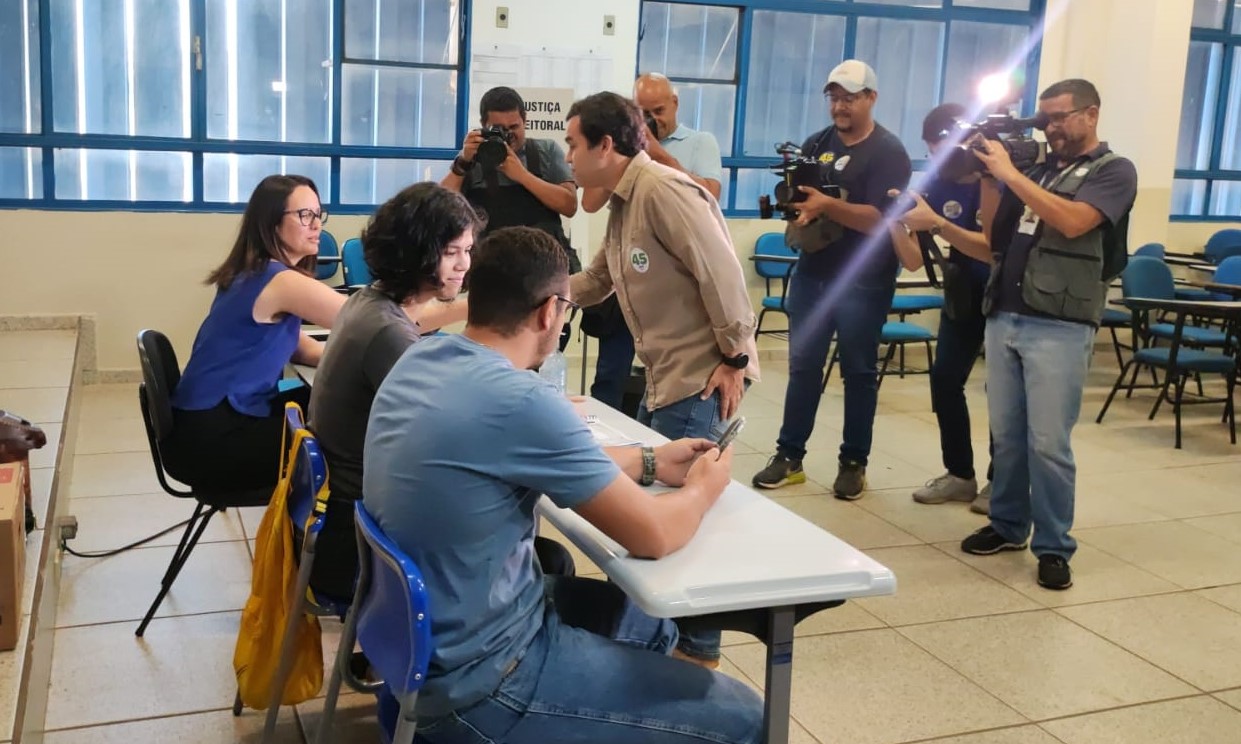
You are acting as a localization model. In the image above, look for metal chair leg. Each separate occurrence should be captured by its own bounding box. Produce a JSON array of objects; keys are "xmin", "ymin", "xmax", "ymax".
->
[
  {"xmin": 262, "ymin": 558, "xmax": 318, "ymax": 743},
  {"xmin": 1097, "ymin": 360, "xmax": 1135, "ymax": 424},
  {"xmin": 1173, "ymin": 374, "xmax": 1188, "ymax": 449},
  {"xmin": 233, "ymin": 689, "xmax": 243, "ymax": 717},
  {"xmin": 136, "ymin": 503, "xmax": 218, "ymax": 637}
]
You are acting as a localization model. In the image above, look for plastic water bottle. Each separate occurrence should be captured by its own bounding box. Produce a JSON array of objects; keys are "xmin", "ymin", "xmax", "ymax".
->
[{"xmin": 539, "ymin": 349, "xmax": 568, "ymax": 394}]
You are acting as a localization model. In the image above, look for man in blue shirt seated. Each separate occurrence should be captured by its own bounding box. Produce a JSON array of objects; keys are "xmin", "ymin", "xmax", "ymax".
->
[{"xmin": 363, "ymin": 225, "xmax": 763, "ymax": 743}]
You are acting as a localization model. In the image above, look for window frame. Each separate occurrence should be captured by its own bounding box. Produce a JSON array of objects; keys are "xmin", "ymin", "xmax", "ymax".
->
[
  {"xmin": 1173, "ymin": 0, "xmax": 1241, "ymax": 222},
  {"xmin": 0, "ymin": 0, "xmax": 471, "ymax": 213},
  {"xmin": 638, "ymin": 0, "xmax": 1046, "ymax": 217}
]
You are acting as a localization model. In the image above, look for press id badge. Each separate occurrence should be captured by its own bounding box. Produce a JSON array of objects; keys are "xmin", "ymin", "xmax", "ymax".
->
[{"xmin": 1017, "ymin": 205, "xmax": 1040, "ymax": 235}]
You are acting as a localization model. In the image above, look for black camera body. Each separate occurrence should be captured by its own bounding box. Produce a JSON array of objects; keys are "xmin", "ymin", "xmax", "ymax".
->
[
  {"xmin": 476, "ymin": 125, "xmax": 515, "ymax": 169},
  {"xmin": 758, "ymin": 142, "xmax": 842, "ymax": 220},
  {"xmin": 941, "ymin": 111, "xmax": 1050, "ymax": 182},
  {"xmin": 644, "ymin": 114, "xmax": 659, "ymax": 138}
]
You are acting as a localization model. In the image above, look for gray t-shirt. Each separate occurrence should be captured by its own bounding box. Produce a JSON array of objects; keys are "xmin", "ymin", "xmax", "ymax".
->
[
  {"xmin": 462, "ymin": 137, "xmax": 573, "ymax": 188},
  {"xmin": 309, "ymin": 287, "xmax": 420, "ymax": 503},
  {"xmin": 363, "ymin": 333, "xmax": 620, "ymax": 717}
]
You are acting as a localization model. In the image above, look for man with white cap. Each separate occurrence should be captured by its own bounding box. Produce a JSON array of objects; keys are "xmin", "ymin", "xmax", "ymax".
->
[{"xmin": 752, "ymin": 59, "xmax": 911, "ymax": 500}]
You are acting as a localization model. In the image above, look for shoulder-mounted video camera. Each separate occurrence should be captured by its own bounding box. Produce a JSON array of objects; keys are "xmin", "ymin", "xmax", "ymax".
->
[
  {"xmin": 476, "ymin": 125, "xmax": 516, "ymax": 170},
  {"xmin": 758, "ymin": 142, "xmax": 843, "ymax": 221},
  {"xmin": 940, "ymin": 111, "xmax": 1050, "ymax": 182}
]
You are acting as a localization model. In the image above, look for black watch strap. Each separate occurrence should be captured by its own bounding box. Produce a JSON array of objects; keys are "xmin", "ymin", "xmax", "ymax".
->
[{"xmin": 451, "ymin": 156, "xmax": 475, "ymax": 177}]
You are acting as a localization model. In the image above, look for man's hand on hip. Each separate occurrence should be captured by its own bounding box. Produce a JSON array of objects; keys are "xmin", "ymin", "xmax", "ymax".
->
[{"xmin": 703, "ymin": 363, "xmax": 745, "ymax": 420}]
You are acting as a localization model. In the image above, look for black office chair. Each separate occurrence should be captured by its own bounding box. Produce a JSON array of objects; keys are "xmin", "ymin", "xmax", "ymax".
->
[{"xmin": 135, "ymin": 329, "xmax": 272, "ymax": 637}]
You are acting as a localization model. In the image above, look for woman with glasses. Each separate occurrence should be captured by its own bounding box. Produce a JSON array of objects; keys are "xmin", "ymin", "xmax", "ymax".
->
[{"xmin": 163, "ymin": 174, "xmax": 346, "ymax": 492}]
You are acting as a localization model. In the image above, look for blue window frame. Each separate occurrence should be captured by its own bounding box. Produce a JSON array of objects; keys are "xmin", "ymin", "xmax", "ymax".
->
[
  {"xmin": 0, "ymin": 0, "xmax": 468, "ymax": 212},
  {"xmin": 1173, "ymin": 0, "xmax": 1241, "ymax": 220},
  {"xmin": 638, "ymin": 0, "xmax": 1045, "ymax": 216}
]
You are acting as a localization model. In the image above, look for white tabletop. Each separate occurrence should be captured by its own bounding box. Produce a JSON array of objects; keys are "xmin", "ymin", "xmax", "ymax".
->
[{"xmin": 539, "ymin": 401, "xmax": 896, "ymax": 619}]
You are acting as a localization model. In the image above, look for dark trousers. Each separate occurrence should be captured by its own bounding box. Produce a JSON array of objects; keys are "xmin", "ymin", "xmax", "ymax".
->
[
  {"xmin": 777, "ymin": 269, "xmax": 896, "ymax": 465},
  {"xmin": 590, "ymin": 325, "xmax": 637, "ymax": 411},
  {"xmin": 163, "ymin": 385, "xmax": 310, "ymax": 493},
  {"xmin": 931, "ymin": 302, "xmax": 991, "ymax": 481}
]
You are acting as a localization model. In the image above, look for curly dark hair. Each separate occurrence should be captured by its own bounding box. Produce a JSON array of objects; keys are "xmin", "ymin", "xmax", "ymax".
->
[
  {"xmin": 207, "ymin": 174, "xmax": 318, "ymax": 289},
  {"xmin": 361, "ymin": 182, "xmax": 484, "ymax": 304},
  {"xmin": 468, "ymin": 226, "xmax": 568, "ymax": 336},
  {"xmin": 566, "ymin": 92, "xmax": 647, "ymax": 157}
]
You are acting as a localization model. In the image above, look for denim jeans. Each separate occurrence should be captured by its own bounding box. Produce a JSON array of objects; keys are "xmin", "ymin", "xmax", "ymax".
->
[
  {"xmin": 776, "ymin": 268, "xmax": 896, "ymax": 464},
  {"xmin": 985, "ymin": 312, "xmax": 1094, "ymax": 559},
  {"xmin": 637, "ymin": 389, "xmax": 728, "ymax": 660},
  {"xmin": 931, "ymin": 302, "xmax": 989, "ymax": 480},
  {"xmin": 414, "ymin": 576, "xmax": 764, "ymax": 744},
  {"xmin": 591, "ymin": 326, "xmax": 636, "ymax": 412}
]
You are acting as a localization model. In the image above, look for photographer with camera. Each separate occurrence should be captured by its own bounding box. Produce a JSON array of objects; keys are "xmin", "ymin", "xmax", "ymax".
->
[
  {"xmin": 579, "ymin": 73, "xmax": 724, "ymax": 412},
  {"xmin": 957, "ymin": 79, "xmax": 1136, "ymax": 591},
  {"xmin": 751, "ymin": 60, "xmax": 911, "ymax": 500},
  {"xmin": 888, "ymin": 103, "xmax": 994, "ymax": 515},
  {"xmin": 442, "ymin": 86, "xmax": 578, "ymax": 259}
]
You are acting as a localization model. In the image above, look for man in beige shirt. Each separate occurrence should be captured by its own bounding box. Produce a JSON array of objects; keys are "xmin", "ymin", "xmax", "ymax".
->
[{"xmin": 565, "ymin": 90, "xmax": 758, "ymax": 667}]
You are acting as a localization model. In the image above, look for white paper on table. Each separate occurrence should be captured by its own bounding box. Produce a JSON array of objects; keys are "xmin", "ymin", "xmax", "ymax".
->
[{"xmin": 588, "ymin": 419, "xmax": 641, "ymax": 447}]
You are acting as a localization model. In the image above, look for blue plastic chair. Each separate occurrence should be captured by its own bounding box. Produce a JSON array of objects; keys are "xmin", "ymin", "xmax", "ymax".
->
[
  {"xmin": 752, "ymin": 233, "xmax": 796, "ymax": 336},
  {"xmin": 1133, "ymin": 242, "xmax": 1165, "ymax": 259},
  {"xmin": 316, "ymin": 502, "xmax": 433, "ymax": 744},
  {"xmin": 1210, "ymin": 255, "xmax": 1241, "ymax": 300},
  {"xmin": 1205, "ymin": 228, "xmax": 1241, "ymax": 265},
  {"xmin": 341, "ymin": 237, "xmax": 373, "ymax": 288},
  {"xmin": 316, "ymin": 230, "xmax": 341, "ymax": 282},
  {"xmin": 258, "ymin": 404, "xmax": 353, "ymax": 742},
  {"xmin": 1122, "ymin": 257, "xmax": 1228, "ymax": 347}
]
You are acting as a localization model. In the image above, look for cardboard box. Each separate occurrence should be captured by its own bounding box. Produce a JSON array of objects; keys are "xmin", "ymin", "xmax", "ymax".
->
[{"xmin": 0, "ymin": 461, "xmax": 27, "ymax": 651}]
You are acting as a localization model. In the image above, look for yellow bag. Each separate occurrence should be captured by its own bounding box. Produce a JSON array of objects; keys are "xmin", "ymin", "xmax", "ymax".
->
[{"xmin": 233, "ymin": 416, "xmax": 325, "ymax": 709}]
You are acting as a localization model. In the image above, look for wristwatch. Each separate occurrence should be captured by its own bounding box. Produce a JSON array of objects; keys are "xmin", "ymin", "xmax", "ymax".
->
[
  {"xmin": 450, "ymin": 155, "xmax": 475, "ymax": 177},
  {"xmin": 721, "ymin": 353, "xmax": 749, "ymax": 370},
  {"xmin": 929, "ymin": 220, "xmax": 944, "ymax": 237},
  {"xmin": 640, "ymin": 446, "xmax": 657, "ymax": 486}
]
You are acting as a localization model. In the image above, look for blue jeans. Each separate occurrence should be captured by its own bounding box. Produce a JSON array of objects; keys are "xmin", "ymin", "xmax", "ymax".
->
[
  {"xmin": 985, "ymin": 312, "xmax": 1094, "ymax": 559},
  {"xmin": 777, "ymin": 268, "xmax": 896, "ymax": 464},
  {"xmin": 637, "ymin": 390, "xmax": 727, "ymax": 660},
  {"xmin": 591, "ymin": 326, "xmax": 636, "ymax": 412},
  {"xmin": 414, "ymin": 576, "xmax": 763, "ymax": 744},
  {"xmin": 931, "ymin": 303, "xmax": 989, "ymax": 480}
]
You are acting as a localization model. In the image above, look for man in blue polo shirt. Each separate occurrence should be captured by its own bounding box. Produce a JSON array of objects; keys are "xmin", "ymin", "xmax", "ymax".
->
[
  {"xmin": 581, "ymin": 72, "xmax": 726, "ymax": 413},
  {"xmin": 890, "ymin": 103, "xmax": 994, "ymax": 516}
]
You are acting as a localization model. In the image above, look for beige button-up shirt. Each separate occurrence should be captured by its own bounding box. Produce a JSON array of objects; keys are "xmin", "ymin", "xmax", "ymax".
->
[{"xmin": 571, "ymin": 152, "xmax": 759, "ymax": 410}]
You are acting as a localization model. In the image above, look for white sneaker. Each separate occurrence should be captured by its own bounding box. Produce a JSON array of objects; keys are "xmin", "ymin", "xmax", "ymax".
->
[
  {"xmin": 912, "ymin": 473, "xmax": 978, "ymax": 504},
  {"xmin": 971, "ymin": 483, "xmax": 992, "ymax": 515}
]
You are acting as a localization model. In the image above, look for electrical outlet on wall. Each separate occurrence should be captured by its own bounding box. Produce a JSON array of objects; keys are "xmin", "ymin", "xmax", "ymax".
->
[
  {"xmin": 603, "ymin": 15, "xmax": 615, "ymax": 35},
  {"xmin": 496, "ymin": 6, "xmax": 509, "ymax": 28}
]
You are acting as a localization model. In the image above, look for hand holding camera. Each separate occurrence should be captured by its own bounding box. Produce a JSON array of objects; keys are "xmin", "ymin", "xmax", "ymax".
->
[{"xmin": 459, "ymin": 130, "xmax": 485, "ymax": 164}]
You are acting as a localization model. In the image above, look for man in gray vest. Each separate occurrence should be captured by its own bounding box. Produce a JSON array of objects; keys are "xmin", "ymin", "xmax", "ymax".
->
[{"xmin": 959, "ymin": 79, "xmax": 1136, "ymax": 591}]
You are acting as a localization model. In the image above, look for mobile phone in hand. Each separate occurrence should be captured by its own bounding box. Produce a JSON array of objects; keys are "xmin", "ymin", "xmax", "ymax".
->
[{"xmin": 714, "ymin": 417, "xmax": 746, "ymax": 460}]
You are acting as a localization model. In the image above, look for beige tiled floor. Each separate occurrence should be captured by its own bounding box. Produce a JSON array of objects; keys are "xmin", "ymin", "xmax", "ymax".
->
[{"xmin": 31, "ymin": 343, "xmax": 1241, "ymax": 743}]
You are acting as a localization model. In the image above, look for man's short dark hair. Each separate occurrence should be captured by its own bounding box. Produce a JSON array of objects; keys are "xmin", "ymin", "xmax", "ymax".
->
[
  {"xmin": 480, "ymin": 86, "xmax": 526, "ymax": 122},
  {"xmin": 922, "ymin": 102, "xmax": 966, "ymax": 143},
  {"xmin": 468, "ymin": 227, "xmax": 568, "ymax": 336},
  {"xmin": 566, "ymin": 92, "xmax": 647, "ymax": 157},
  {"xmin": 361, "ymin": 182, "xmax": 484, "ymax": 304},
  {"xmin": 1040, "ymin": 79, "xmax": 1101, "ymax": 110}
]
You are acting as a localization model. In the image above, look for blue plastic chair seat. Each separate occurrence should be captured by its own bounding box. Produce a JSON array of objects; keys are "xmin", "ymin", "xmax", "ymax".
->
[
  {"xmin": 1099, "ymin": 307, "xmax": 1130, "ymax": 326},
  {"xmin": 881, "ymin": 321, "xmax": 935, "ymax": 343},
  {"xmin": 1174, "ymin": 287, "xmax": 1214, "ymax": 301},
  {"xmin": 890, "ymin": 294, "xmax": 944, "ymax": 313},
  {"xmin": 761, "ymin": 295, "xmax": 785, "ymax": 310},
  {"xmin": 1133, "ymin": 347, "xmax": 1236, "ymax": 374},
  {"xmin": 1149, "ymin": 323, "xmax": 1229, "ymax": 346}
]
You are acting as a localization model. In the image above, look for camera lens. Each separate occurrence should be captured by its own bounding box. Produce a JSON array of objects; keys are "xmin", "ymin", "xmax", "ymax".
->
[{"xmin": 645, "ymin": 115, "xmax": 658, "ymax": 137}]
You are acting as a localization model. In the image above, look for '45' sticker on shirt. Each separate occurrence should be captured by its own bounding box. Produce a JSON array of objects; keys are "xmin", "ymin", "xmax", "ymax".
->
[{"xmin": 629, "ymin": 247, "xmax": 650, "ymax": 273}]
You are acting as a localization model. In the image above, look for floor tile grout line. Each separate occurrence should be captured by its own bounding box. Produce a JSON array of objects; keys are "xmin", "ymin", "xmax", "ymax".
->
[
  {"xmin": 41, "ymin": 704, "xmax": 246, "ymax": 735},
  {"xmin": 52, "ymin": 607, "xmax": 242, "ymax": 632},
  {"xmin": 897, "ymin": 720, "xmax": 1072, "ymax": 744}
]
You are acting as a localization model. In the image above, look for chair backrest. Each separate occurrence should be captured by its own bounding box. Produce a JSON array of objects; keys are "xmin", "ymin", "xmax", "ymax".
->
[
  {"xmin": 341, "ymin": 238, "xmax": 372, "ymax": 286},
  {"xmin": 1214, "ymin": 255, "xmax": 1241, "ymax": 286},
  {"xmin": 1205, "ymin": 229, "xmax": 1241, "ymax": 264},
  {"xmin": 136, "ymin": 329, "xmax": 181, "ymax": 444},
  {"xmin": 353, "ymin": 502, "xmax": 433, "ymax": 699},
  {"xmin": 282, "ymin": 404, "xmax": 329, "ymax": 535},
  {"xmin": 1133, "ymin": 242, "xmax": 1165, "ymax": 259},
  {"xmin": 752, "ymin": 232, "xmax": 796, "ymax": 280},
  {"xmin": 316, "ymin": 231, "xmax": 340, "ymax": 281},
  {"xmin": 1121, "ymin": 256, "xmax": 1175, "ymax": 300}
]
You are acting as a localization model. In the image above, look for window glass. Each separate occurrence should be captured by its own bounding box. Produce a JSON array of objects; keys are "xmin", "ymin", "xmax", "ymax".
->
[
  {"xmin": 0, "ymin": 148, "xmax": 42, "ymax": 199},
  {"xmin": 340, "ymin": 158, "xmax": 451, "ymax": 204},
  {"xmin": 203, "ymin": 154, "xmax": 331, "ymax": 204},
  {"xmin": 675, "ymin": 82, "xmax": 737, "ymax": 157},
  {"xmin": 0, "ymin": 0, "xmax": 40, "ymax": 134},
  {"xmin": 638, "ymin": 2, "xmax": 739, "ymax": 80},
  {"xmin": 943, "ymin": 21, "xmax": 1032, "ymax": 114},
  {"xmin": 1178, "ymin": 42, "xmax": 1224, "ymax": 172},
  {"xmin": 54, "ymin": 149, "xmax": 191, "ymax": 201},
  {"xmin": 855, "ymin": 17, "xmax": 944, "ymax": 155},
  {"xmin": 341, "ymin": 65, "xmax": 457, "ymax": 148},
  {"xmin": 1171, "ymin": 180, "xmax": 1208, "ymax": 216},
  {"xmin": 1192, "ymin": 0, "xmax": 1227, "ymax": 29}
]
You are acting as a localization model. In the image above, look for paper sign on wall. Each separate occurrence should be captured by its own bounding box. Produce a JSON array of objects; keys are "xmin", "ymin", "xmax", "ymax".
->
[{"xmin": 512, "ymin": 87, "xmax": 575, "ymax": 137}]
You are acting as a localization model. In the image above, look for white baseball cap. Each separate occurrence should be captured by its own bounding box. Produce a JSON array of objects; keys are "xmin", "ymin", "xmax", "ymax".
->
[{"xmin": 825, "ymin": 60, "xmax": 878, "ymax": 94}]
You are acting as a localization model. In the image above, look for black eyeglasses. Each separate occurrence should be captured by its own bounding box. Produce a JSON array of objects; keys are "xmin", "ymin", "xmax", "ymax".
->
[
  {"xmin": 283, "ymin": 208, "xmax": 329, "ymax": 226},
  {"xmin": 1043, "ymin": 107, "xmax": 1090, "ymax": 126},
  {"xmin": 538, "ymin": 294, "xmax": 580, "ymax": 324}
]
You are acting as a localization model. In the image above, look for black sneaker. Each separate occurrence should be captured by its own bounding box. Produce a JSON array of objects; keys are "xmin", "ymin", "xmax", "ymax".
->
[
  {"xmin": 832, "ymin": 460, "xmax": 867, "ymax": 501},
  {"xmin": 1037, "ymin": 554, "xmax": 1073, "ymax": 590},
  {"xmin": 752, "ymin": 454, "xmax": 806, "ymax": 489},
  {"xmin": 960, "ymin": 526, "xmax": 1028, "ymax": 555}
]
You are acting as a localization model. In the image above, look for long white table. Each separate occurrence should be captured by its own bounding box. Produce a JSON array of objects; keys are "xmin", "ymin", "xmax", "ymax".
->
[{"xmin": 539, "ymin": 400, "xmax": 896, "ymax": 744}]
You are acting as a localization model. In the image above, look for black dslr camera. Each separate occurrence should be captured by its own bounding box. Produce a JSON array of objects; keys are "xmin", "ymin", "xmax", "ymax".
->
[
  {"xmin": 476, "ymin": 125, "xmax": 515, "ymax": 169},
  {"xmin": 940, "ymin": 111, "xmax": 1049, "ymax": 182},
  {"xmin": 758, "ymin": 142, "xmax": 842, "ymax": 220},
  {"xmin": 644, "ymin": 113, "xmax": 659, "ymax": 137}
]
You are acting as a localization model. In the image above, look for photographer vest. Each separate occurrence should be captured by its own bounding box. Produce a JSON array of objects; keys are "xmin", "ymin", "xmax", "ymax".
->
[
  {"xmin": 983, "ymin": 151, "xmax": 1127, "ymax": 326},
  {"xmin": 463, "ymin": 143, "xmax": 574, "ymax": 264}
]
